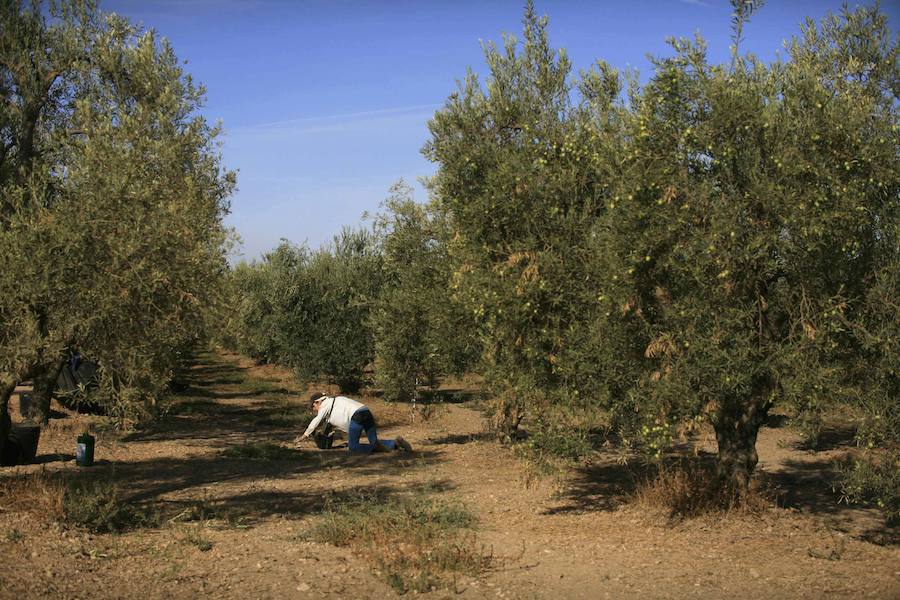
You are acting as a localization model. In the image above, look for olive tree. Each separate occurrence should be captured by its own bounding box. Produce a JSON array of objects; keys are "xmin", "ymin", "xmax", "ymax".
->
[
  {"xmin": 598, "ymin": 1, "xmax": 898, "ymax": 493},
  {"xmin": 425, "ymin": 3, "xmax": 627, "ymax": 436},
  {"xmin": 226, "ymin": 243, "xmax": 312, "ymax": 365},
  {"xmin": 225, "ymin": 228, "xmax": 382, "ymax": 394},
  {"xmin": 0, "ymin": 0, "xmax": 233, "ymax": 446},
  {"xmin": 370, "ymin": 181, "xmax": 480, "ymax": 402},
  {"xmin": 427, "ymin": 0, "xmax": 897, "ymax": 498},
  {"xmin": 302, "ymin": 227, "xmax": 383, "ymax": 393}
]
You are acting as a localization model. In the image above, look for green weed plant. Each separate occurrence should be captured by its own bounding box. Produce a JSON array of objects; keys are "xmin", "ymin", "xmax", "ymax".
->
[{"xmin": 308, "ymin": 492, "xmax": 491, "ymax": 593}]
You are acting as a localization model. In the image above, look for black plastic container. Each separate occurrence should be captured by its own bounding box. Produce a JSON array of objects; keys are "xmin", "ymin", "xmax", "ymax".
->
[
  {"xmin": 1, "ymin": 426, "xmax": 41, "ymax": 466},
  {"xmin": 18, "ymin": 393, "xmax": 34, "ymax": 420},
  {"xmin": 76, "ymin": 433, "xmax": 95, "ymax": 467}
]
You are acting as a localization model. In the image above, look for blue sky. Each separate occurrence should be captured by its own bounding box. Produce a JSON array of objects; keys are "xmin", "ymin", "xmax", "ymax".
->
[{"xmin": 102, "ymin": 0, "xmax": 899, "ymax": 262}]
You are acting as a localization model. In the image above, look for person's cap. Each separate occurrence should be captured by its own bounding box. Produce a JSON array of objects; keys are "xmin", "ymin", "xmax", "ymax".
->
[{"xmin": 309, "ymin": 391, "xmax": 326, "ymax": 408}]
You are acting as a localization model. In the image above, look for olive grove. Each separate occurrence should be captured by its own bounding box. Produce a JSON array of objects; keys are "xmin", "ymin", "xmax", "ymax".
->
[
  {"xmin": 222, "ymin": 190, "xmax": 480, "ymax": 399},
  {"xmin": 224, "ymin": 0, "xmax": 896, "ymax": 506},
  {"xmin": 224, "ymin": 228, "xmax": 383, "ymax": 394}
]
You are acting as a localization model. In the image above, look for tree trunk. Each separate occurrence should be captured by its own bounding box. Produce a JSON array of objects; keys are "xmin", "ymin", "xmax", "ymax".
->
[
  {"xmin": 489, "ymin": 393, "xmax": 525, "ymax": 441},
  {"xmin": 0, "ymin": 380, "xmax": 15, "ymax": 462},
  {"xmin": 29, "ymin": 360, "xmax": 64, "ymax": 425},
  {"xmin": 712, "ymin": 395, "xmax": 770, "ymax": 497}
]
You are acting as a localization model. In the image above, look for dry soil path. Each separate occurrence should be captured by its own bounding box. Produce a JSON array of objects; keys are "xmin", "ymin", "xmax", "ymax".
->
[{"xmin": 1, "ymin": 350, "xmax": 897, "ymax": 599}]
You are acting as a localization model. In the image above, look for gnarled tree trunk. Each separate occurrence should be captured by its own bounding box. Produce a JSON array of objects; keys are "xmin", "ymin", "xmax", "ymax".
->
[
  {"xmin": 0, "ymin": 379, "xmax": 16, "ymax": 463},
  {"xmin": 712, "ymin": 394, "xmax": 771, "ymax": 497},
  {"xmin": 29, "ymin": 360, "xmax": 64, "ymax": 424}
]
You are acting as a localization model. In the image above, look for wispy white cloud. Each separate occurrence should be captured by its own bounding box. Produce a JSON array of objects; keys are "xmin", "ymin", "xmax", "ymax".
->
[
  {"xmin": 237, "ymin": 103, "xmax": 442, "ymax": 133},
  {"xmin": 225, "ymin": 104, "xmax": 440, "ymax": 144},
  {"xmin": 679, "ymin": 0, "xmax": 714, "ymax": 7}
]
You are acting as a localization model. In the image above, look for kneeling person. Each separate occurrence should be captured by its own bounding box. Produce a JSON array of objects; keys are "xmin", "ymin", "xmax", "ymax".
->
[{"xmin": 302, "ymin": 392, "xmax": 412, "ymax": 453}]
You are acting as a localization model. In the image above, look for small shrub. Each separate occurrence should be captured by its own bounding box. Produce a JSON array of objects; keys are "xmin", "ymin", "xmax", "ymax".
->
[
  {"xmin": 856, "ymin": 404, "xmax": 900, "ymax": 450},
  {"xmin": 64, "ymin": 478, "xmax": 159, "ymax": 533},
  {"xmin": 180, "ymin": 525, "xmax": 214, "ymax": 551},
  {"xmin": 0, "ymin": 472, "xmax": 159, "ymax": 533},
  {"xmin": 632, "ymin": 459, "xmax": 771, "ymax": 520},
  {"xmin": 412, "ymin": 399, "xmax": 445, "ymax": 423},
  {"xmin": 835, "ymin": 451, "xmax": 900, "ymax": 525},
  {"xmin": 308, "ymin": 492, "xmax": 490, "ymax": 593},
  {"xmin": 511, "ymin": 410, "xmax": 606, "ymax": 486},
  {"xmin": 485, "ymin": 393, "xmax": 526, "ymax": 442},
  {"xmin": 523, "ymin": 425, "xmax": 593, "ymax": 463},
  {"xmin": 5, "ymin": 529, "xmax": 23, "ymax": 542},
  {"xmin": 793, "ymin": 409, "xmax": 827, "ymax": 450}
]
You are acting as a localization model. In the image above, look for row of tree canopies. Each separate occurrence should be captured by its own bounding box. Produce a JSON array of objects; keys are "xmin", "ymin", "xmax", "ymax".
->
[{"xmin": 224, "ymin": 2, "xmax": 898, "ymax": 515}]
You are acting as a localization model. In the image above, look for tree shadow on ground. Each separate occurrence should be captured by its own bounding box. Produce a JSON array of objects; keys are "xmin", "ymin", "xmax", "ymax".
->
[
  {"xmin": 32, "ymin": 452, "xmax": 75, "ymax": 465},
  {"xmin": 762, "ymin": 457, "xmax": 897, "ymax": 545},
  {"xmin": 49, "ymin": 447, "xmax": 436, "ymax": 496},
  {"xmin": 428, "ymin": 432, "xmax": 495, "ymax": 446},
  {"xmin": 545, "ymin": 455, "xmax": 656, "ymax": 514},
  {"xmin": 179, "ymin": 386, "xmax": 295, "ymax": 400},
  {"xmin": 154, "ymin": 477, "xmax": 459, "ymax": 527},
  {"xmin": 793, "ymin": 424, "xmax": 857, "ymax": 452},
  {"xmin": 124, "ymin": 393, "xmax": 308, "ymax": 447},
  {"xmin": 0, "ymin": 466, "xmax": 454, "ymax": 532},
  {"xmin": 764, "ymin": 457, "xmax": 842, "ymax": 513},
  {"xmin": 174, "ymin": 356, "xmax": 299, "ymax": 394},
  {"xmin": 3, "ymin": 351, "xmax": 453, "ymax": 530},
  {"xmin": 549, "ymin": 448, "xmax": 895, "ymax": 545},
  {"xmin": 187, "ymin": 378, "xmax": 245, "ymax": 387},
  {"xmin": 175, "ymin": 363, "xmax": 243, "ymax": 384}
]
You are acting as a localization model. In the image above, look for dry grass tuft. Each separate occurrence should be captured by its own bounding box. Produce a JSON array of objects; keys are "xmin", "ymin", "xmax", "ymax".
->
[
  {"xmin": 308, "ymin": 491, "xmax": 492, "ymax": 593},
  {"xmin": 0, "ymin": 471, "xmax": 159, "ymax": 533},
  {"xmin": 632, "ymin": 459, "xmax": 772, "ymax": 520},
  {"xmin": 63, "ymin": 477, "xmax": 160, "ymax": 533},
  {"xmin": 0, "ymin": 471, "xmax": 67, "ymax": 521}
]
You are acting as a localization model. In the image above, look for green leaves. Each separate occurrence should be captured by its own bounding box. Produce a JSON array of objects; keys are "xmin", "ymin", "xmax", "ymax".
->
[
  {"xmin": 427, "ymin": 4, "xmax": 624, "ymax": 411},
  {"xmin": 224, "ymin": 229, "xmax": 382, "ymax": 394},
  {"xmin": 0, "ymin": 0, "xmax": 233, "ymax": 420},
  {"xmin": 425, "ymin": 2, "xmax": 898, "ymax": 493},
  {"xmin": 224, "ymin": 183, "xmax": 479, "ymax": 399},
  {"xmin": 371, "ymin": 182, "xmax": 479, "ymax": 401}
]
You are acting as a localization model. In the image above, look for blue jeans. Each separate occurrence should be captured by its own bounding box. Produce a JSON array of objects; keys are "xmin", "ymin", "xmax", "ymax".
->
[{"xmin": 348, "ymin": 408, "xmax": 395, "ymax": 454}]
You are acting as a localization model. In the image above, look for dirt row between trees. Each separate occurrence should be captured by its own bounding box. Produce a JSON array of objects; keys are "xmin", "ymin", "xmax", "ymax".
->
[{"xmin": 1, "ymin": 350, "xmax": 897, "ymax": 599}]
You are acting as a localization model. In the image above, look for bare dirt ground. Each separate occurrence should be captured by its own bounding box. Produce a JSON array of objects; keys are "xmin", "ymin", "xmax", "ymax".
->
[{"xmin": 1, "ymin": 350, "xmax": 898, "ymax": 599}]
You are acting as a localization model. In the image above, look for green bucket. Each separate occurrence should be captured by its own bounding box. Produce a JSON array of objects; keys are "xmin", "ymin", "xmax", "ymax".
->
[{"xmin": 76, "ymin": 433, "xmax": 95, "ymax": 467}]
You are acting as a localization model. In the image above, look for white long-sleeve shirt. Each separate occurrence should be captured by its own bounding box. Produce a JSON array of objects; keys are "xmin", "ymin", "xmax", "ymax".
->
[{"xmin": 303, "ymin": 396, "xmax": 365, "ymax": 437}]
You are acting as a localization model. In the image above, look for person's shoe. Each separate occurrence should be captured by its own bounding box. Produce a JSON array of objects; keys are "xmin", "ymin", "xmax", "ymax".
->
[{"xmin": 395, "ymin": 436, "xmax": 413, "ymax": 452}]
